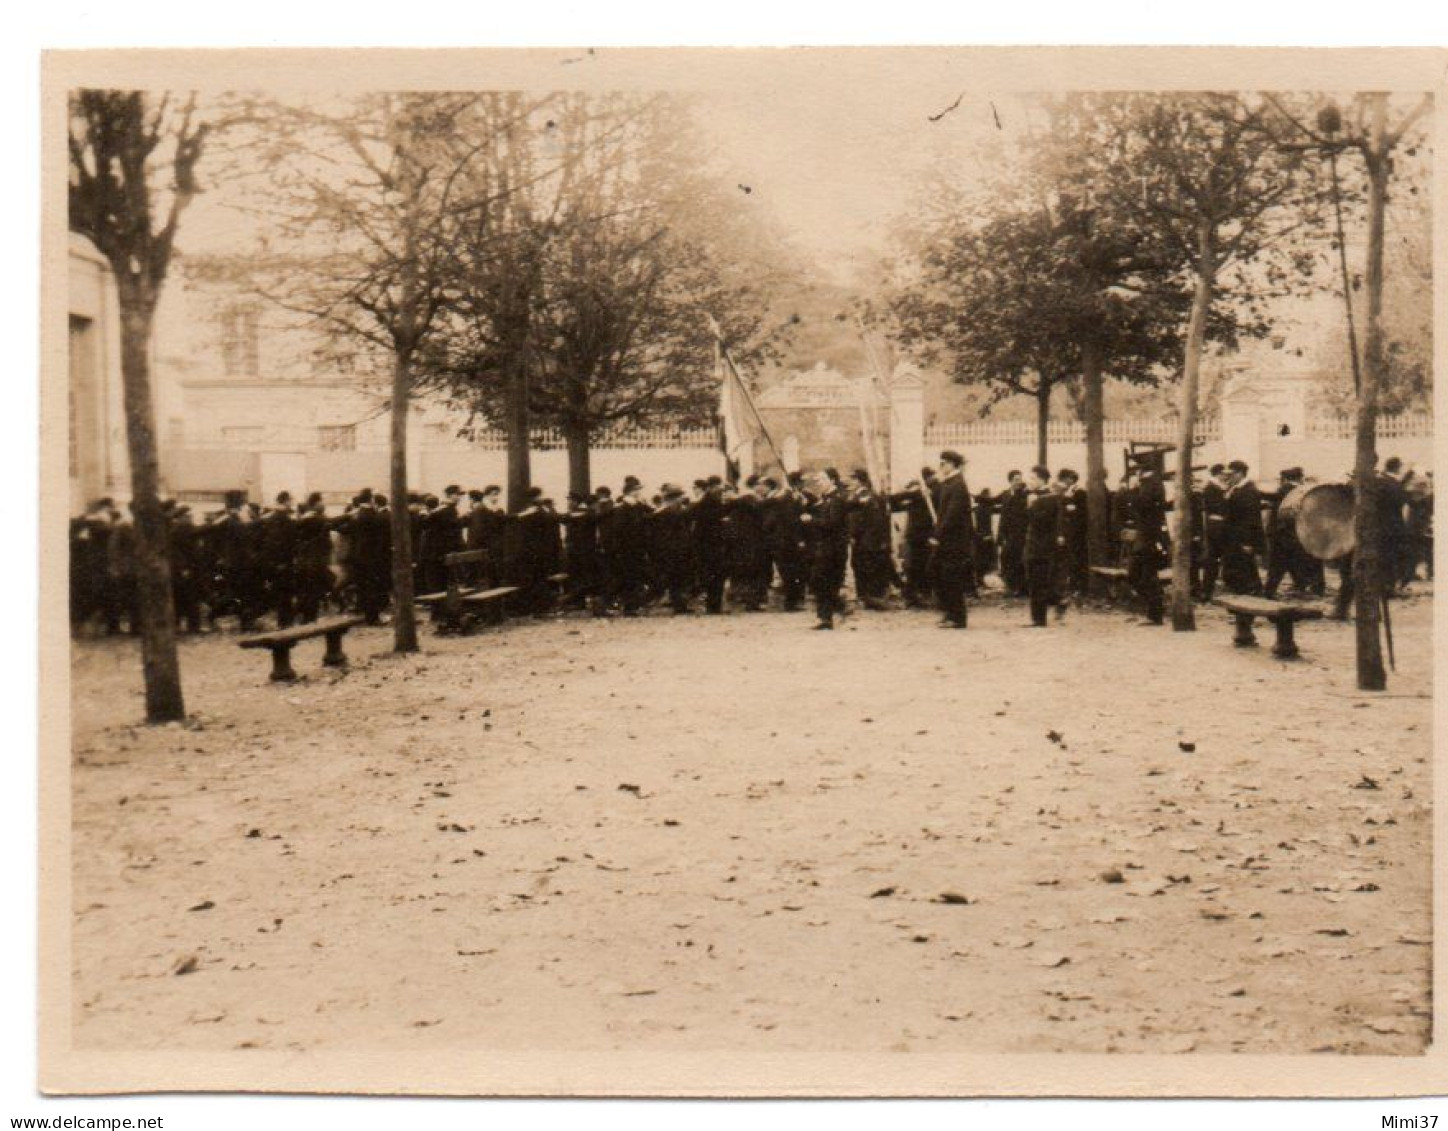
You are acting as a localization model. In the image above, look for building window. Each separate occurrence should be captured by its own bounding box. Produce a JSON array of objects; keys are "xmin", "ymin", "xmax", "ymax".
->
[
  {"xmin": 317, "ymin": 424, "xmax": 356, "ymax": 452},
  {"xmin": 220, "ymin": 304, "xmax": 261, "ymax": 377},
  {"xmin": 221, "ymin": 425, "xmax": 265, "ymax": 447}
]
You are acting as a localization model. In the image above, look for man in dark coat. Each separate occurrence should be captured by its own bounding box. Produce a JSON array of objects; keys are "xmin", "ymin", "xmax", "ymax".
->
[
  {"xmin": 724, "ymin": 479, "xmax": 768, "ymax": 611},
  {"xmin": 996, "ymin": 470, "xmax": 1029, "ymax": 597},
  {"xmin": 1121, "ymin": 465, "xmax": 1168, "ymax": 625},
  {"xmin": 258, "ymin": 493, "xmax": 298, "ymax": 628},
  {"xmin": 1264, "ymin": 467, "xmax": 1316, "ymax": 598},
  {"xmin": 930, "ymin": 450, "xmax": 975, "ymax": 629},
  {"xmin": 613, "ymin": 476, "xmax": 652, "ymax": 615},
  {"xmin": 561, "ymin": 491, "xmax": 600, "ymax": 607},
  {"xmin": 890, "ymin": 468, "xmax": 937, "ymax": 609},
  {"xmin": 650, "ymin": 485, "xmax": 696, "ymax": 614},
  {"xmin": 1197, "ymin": 463, "xmax": 1230, "ymax": 601},
  {"xmin": 1056, "ymin": 468, "xmax": 1090, "ymax": 597},
  {"xmin": 689, "ymin": 477, "xmax": 728, "ymax": 615},
  {"xmin": 467, "ymin": 485, "xmax": 507, "ymax": 588},
  {"xmin": 1221, "ymin": 460, "xmax": 1266, "ymax": 595},
  {"xmin": 761, "ymin": 475, "xmax": 808, "ymax": 612},
  {"xmin": 348, "ymin": 491, "xmax": 392, "ymax": 625},
  {"xmin": 1022, "ymin": 466, "xmax": 1064, "ymax": 627},
  {"xmin": 847, "ymin": 469, "xmax": 893, "ymax": 610},
  {"xmin": 294, "ymin": 494, "xmax": 335, "ymax": 623},
  {"xmin": 515, "ymin": 490, "xmax": 561, "ymax": 616},
  {"xmin": 802, "ymin": 469, "xmax": 851, "ymax": 629},
  {"xmin": 168, "ymin": 504, "xmax": 203, "ymax": 634}
]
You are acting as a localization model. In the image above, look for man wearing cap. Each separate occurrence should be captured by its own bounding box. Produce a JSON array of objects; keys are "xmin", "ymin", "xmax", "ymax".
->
[
  {"xmin": 997, "ymin": 470, "xmax": 1030, "ymax": 598},
  {"xmin": 294, "ymin": 494, "xmax": 335, "ymax": 623},
  {"xmin": 929, "ymin": 450, "xmax": 974, "ymax": 628},
  {"xmin": 614, "ymin": 476, "xmax": 651, "ymax": 615},
  {"xmin": 801, "ymin": 469, "xmax": 851, "ymax": 629},
  {"xmin": 1021, "ymin": 466, "xmax": 1065, "ymax": 627},
  {"xmin": 1221, "ymin": 460, "xmax": 1265, "ymax": 595},
  {"xmin": 1264, "ymin": 467, "xmax": 1314, "ymax": 599},
  {"xmin": 762, "ymin": 475, "xmax": 808, "ymax": 612},
  {"xmin": 690, "ymin": 477, "xmax": 728, "ymax": 614},
  {"xmin": 891, "ymin": 467, "xmax": 938, "ymax": 609},
  {"xmin": 847, "ymin": 469, "xmax": 893, "ymax": 611},
  {"xmin": 1121, "ymin": 462, "xmax": 1167, "ymax": 625},
  {"xmin": 650, "ymin": 485, "xmax": 695, "ymax": 614}
]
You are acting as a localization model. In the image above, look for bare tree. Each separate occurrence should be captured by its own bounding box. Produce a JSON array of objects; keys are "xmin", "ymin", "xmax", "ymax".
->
[
  {"xmin": 68, "ymin": 90, "xmax": 212, "ymax": 723},
  {"xmin": 242, "ymin": 92, "xmax": 494, "ymax": 652}
]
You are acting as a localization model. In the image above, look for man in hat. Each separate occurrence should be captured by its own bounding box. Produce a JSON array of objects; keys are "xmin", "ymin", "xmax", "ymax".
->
[
  {"xmin": 761, "ymin": 475, "xmax": 808, "ymax": 612},
  {"xmin": 651, "ymin": 484, "xmax": 696, "ymax": 614},
  {"xmin": 802, "ymin": 468, "xmax": 851, "ymax": 629},
  {"xmin": 1120, "ymin": 463, "xmax": 1167, "ymax": 625},
  {"xmin": 891, "ymin": 467, "xmax": 938, "ymax": 609},
  {"xmin": 1056, "ymin": 468, "xmax": 1089, "ymax": 597},
  {"xmin": 258, "ymin": 491, "xmax": 299, "ymax": 628},
  {"xmin": 614, "ymin": 476, "xmax": 651, "ymax": 615},
  {"xmin": 690, "ymin": 476, "xmax": 728, "ymax": 615},
  {"xmin": 1221, "ymin": 460, "xmax": 1265, "ymax": 595},
  {"xmin": 848, "ymin": 469, "xmax": 893, "ymax": 611},
  {"xmin": 996, "ymin": 470, "xmax": 1029, "ymax": 597},
  {"xmin": 1264, "ymin": 467, "xmax": 1317, "ymax": 599},
  {"xmin": 561, "ymin": 491, "xmax": 600, "ymax": 608},
  {"xmin": 1022, "ymin": 466, "xmax": 1065, "ymax": 627},
  {"xmin": 348, "ymin": 490, "xmax": 392, "ymax": 625},
  {"xmin": 294, "ymin": 493, "xmax": 335, "ymax": 624},
  {"xmin": 929, "ymin": 450, "xmax": 974, "ymax": 628},
  {"xmin": 1197, "ymin": 463, "xmax": 1230, "ymax": 602},
  {"xmin": 168, "ymin": 503, "xmax": 203, "ymax": 634}
]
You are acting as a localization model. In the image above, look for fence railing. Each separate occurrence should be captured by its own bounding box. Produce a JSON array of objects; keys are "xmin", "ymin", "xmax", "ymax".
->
[
  {"xmin": 1307, "ymin": 411, "xmax": 1434, "ymax": 440},
  {"xmin": 925, "ymin": 416, "xmax": 1222, "ymax": 447},
  {"xmin": 459, "ymin": 426, "xmax": 720, "ymax": 451}
]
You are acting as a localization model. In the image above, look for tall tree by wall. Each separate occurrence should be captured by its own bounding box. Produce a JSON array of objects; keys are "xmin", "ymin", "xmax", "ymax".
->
[
  {"xmin": 242, "ymin": 92, "xmax": 496, "ymax": 651},
  {"xmin": 1085, "ymin": 93, "xmax": 1326, "ymax": 631},
  {"xmin": 426, "ymin": 93, "xmax": 788, "ymax": 501},
  {"xmin": 1261, "ymin": 92, "xmax": 1433, "ymax": 690},
  {"xmin": 68, "ymin": 90, "xmax": 212, "ymax": 723}
]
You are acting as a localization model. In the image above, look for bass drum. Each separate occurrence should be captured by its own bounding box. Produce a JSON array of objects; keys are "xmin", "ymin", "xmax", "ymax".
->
[{"xmin": 1282, "ymin": 482, "xmax": 1356, "ymax": 561}]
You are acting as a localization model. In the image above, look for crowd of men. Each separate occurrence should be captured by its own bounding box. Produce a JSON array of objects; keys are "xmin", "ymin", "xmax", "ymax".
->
[{"xmin": 70, "ymin": 451, "xmax": 1433, "ymax": 637}]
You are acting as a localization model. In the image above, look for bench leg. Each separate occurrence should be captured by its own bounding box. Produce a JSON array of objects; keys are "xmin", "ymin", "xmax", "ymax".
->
[
  {"xmin": 1271, "ymin": 618, "xmax": 1300, "ymax": 660},
  {"xmin": 1232, "ymin": 614, "xmax": 1258, "ymax": 648},
  {"xmin": 322, "ymin": 630, "xmax": 348, "ymax": 668},
  {"xmin": 268, "ymin": 644, "xmax": 298, "ymax": 682}
]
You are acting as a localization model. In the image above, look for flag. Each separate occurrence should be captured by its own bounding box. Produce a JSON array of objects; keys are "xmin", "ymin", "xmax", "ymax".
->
[{"xmin": 711, "ymin": 321, "xmax": 758, "ymax": 484}]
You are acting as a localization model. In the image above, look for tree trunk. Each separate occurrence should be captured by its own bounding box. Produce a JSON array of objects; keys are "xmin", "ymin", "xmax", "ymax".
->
[
  {"xmin": 389, "ymin": 349, "xmax": 418, "ymax": 653},
  {"xmin": 1081, "ymin": 342, "xmax": 1109, "ymax": 593},
  {"xmin": 1352, "ymin": 95, "xmax": 1390, "ymax": 691},
  {"xmin": 565, "ymin": 419, "xmax": 592, "ymax": 501},
  {"xmin": 1170, "ymin": 221, "xmax": 1215, "ymax": 632},
  {"xmin": 1035, "ymin": 382, "xmax": 1050, "ymax": 467},
  {"xmin": 505, "ymin": 360, "xmax": 532, "ymax": 513},
  {"xmin": 115, "ymin": 287, "xmax": 185, "ymax": 723}
]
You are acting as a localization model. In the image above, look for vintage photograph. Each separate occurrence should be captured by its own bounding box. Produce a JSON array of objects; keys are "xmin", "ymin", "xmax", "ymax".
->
[{"xmin": 43, "ymin": 49, "xmax": 1442, "ymax": 1094}]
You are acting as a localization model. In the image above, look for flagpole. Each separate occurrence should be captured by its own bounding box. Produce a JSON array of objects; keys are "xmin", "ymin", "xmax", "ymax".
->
[{"xmin": 708, "ymin": 316, "xmax": 788, "ymax": 476}]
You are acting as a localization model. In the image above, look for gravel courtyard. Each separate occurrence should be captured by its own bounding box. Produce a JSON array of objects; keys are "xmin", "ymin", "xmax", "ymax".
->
[{"xmin": 68, "ymin": 591, "xmax": 1433, "ymax": 1056}]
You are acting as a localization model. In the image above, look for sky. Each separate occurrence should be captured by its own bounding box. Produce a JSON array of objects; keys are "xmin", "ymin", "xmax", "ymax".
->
[{"xmin": 694, "ymin": 87, "xmax": 1031, "ymax": 279}]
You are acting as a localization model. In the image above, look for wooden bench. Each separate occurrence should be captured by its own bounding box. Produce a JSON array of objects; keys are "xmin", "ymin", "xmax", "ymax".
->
[
  {"xmin": 457, "ymin": 585, "xmax": 520, "ymax": 627},
  {"xmin": 1215, "ymin": 595, "xmax": 1324, "ymax": 660},
  {"xmin": 239, "ymin": 615, "xmax": 365, "ymax": 682},
  {"xmin": 416, "ymin": 549, "xmax": 493, "ymax": 633},
  {"xmin": 1089, "ymin": 565, "xmax": 1174, "ymax": 600}
]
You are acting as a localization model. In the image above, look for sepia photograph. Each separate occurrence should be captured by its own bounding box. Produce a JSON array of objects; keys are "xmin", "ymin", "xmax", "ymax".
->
[{"xmin": 37, "ymin": 46, "xmax": 1447, "ymax": 1097}]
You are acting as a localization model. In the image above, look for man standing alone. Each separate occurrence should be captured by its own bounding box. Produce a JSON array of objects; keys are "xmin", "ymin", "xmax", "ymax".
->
[{"xmin": 929, "ymin": 450, "xmax": 974, "ymax": 629}]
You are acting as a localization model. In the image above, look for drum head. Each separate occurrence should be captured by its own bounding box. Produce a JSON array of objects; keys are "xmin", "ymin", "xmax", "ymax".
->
[{"xmin": 1295, "ymin": 483, "xmax": 1356, "ymax": 560}]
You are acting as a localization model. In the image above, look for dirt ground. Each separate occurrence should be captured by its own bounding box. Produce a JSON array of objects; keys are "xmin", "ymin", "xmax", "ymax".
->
[{"xmin": 67, "ymin": 587, "xmax": 1433, "ymax": 1056}]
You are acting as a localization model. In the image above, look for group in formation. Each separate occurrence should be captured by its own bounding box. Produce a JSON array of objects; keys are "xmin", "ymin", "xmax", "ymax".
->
[{"xmin": 70, "ymin": 450, "xmax": 1433, "ymax": 637}]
